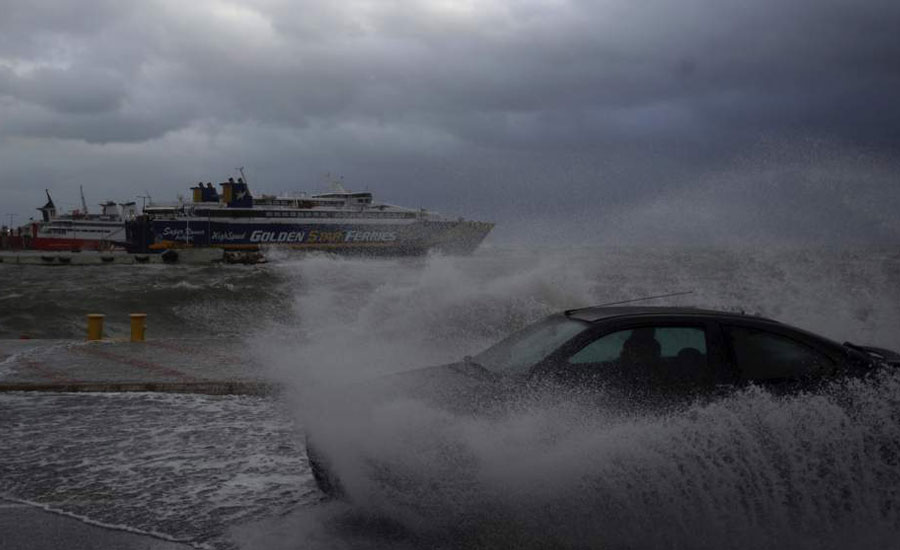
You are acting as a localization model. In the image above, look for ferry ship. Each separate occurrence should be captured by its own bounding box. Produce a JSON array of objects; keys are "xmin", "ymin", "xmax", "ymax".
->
[
  {"xmin": 29, "ymin": 189, "xmax": 135, "ymax": 251},
  {"xmin": 126, "ymin": 177, "xmax": 493, "ymax": 255}
]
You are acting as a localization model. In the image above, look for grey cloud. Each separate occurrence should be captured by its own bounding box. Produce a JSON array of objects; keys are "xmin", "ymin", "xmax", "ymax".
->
[
  {"xmin": 0, "ymin": 0, "xmax": 898, "ymax": 243},
  {"xmin": 3, "ymin": 65, "xmax": 127, "ymax": 113},
  {"xmin": 4, "ymin": 0, "xmax": 898, "ymax": 146}
]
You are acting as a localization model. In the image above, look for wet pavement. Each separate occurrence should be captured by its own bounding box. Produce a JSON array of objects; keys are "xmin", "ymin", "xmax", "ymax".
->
[
  {"xmin": 0, "ymin": 338, "xmax": 270, "ymax": 394},
  {"xmin": 0, "ymin": 337, "xmax": 312, "ymax": 550},
  {"xmin": 0, "ymin": 500, "xmax": 192, "ymax": 550}
]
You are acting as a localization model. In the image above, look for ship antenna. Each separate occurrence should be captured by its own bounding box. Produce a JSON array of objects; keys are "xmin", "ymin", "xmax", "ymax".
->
[
  {"xmin": 136, "ymin": 192, "xmax": 151, "ymax": 210},
  {"xmin": 237, "ymin": 166, "xmax": 248, "ymax": 184},
  {"xmin": 80, "ymin": 185, "xmax": 88, "ymax": 214}
]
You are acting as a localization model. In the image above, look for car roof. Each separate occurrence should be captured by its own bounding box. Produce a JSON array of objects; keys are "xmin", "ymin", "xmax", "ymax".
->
[{"xmin": 564, "ymin": 305, "xmax": 781, "ymax": 324}]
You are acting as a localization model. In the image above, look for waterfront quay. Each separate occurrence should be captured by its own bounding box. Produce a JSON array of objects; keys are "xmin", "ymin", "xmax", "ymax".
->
[{"xmin": 0, "ymin": 337, "xmax": 272, "ymax": 395}]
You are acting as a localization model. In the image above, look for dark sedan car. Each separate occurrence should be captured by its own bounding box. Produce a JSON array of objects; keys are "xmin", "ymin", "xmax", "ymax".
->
[{"xmin": 307, "ymin": 306, "xmax": 899, "ymax": 497}]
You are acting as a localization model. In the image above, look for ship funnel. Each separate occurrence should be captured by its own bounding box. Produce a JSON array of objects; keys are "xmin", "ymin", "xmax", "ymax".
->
[
  {"xmin": 192, "ymin": 183, "xmax": 203, "ymax": 203},
  {"xmin": 38, "ymin": 190, "xmax": 56, "ymax": 222},
  {"xmin": 220, "ymin": 177, "xmax": 253, "ymax": 208},
  {"xmin": 192, "ymin": 182, "xmax": 220, "ymax": 203}
]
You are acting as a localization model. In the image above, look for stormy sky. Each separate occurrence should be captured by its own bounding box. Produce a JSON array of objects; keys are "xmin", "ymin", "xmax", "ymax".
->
[{"xmin": 1, "ymin": 0, "xmax": 898, "ymax": 244}]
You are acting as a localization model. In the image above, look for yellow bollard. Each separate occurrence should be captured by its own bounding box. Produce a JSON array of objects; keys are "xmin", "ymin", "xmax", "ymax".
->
[
  {"xmin": 130, "ymin": 313, "xmax": 147, "ymax": 342},
  {"xmin": 87, "ymin": 314, "xmax": 105, "ymax": 341}
]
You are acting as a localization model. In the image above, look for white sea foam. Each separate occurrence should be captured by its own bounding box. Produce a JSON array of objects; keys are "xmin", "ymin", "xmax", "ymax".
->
[
  {"xmin": 0, "ymin": 495, "xmax": 204, "ymax": 548},
  {"xmin": 0, "ymin": 392, "xmax": 312, "ymax": 548},
  {"xmin": 248, "ymin": 246, "xmax": 900, "ymax": 549}
]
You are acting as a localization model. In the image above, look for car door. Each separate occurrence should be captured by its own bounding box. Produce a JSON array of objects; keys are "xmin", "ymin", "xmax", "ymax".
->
[
  {"xmin": 718, "ymin": 321, "xmax": 840, "ymax": 391},
  {"xmin": 529, "ymin": 318, "xmax": 727, "ymax": 404}
]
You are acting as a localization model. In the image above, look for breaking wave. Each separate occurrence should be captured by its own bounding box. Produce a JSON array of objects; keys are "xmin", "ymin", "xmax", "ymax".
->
[
  {"xmin": 2, "ymin": 245, "xmax": 899, "ymax": 549},
  {"xmin": 248, "ymin": 246, "xmax": 900, "ymax": 549},
  {"xmin": 294, "ymin": 372, "xmax": 900, "ymax": 550}
]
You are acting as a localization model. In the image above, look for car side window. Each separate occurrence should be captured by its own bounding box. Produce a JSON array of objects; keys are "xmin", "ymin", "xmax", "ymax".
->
[
  {"xmin": 569, "ymin": 326, "xmax": 707, "ymax": 364},
  {"xmin": 568, "ymin": 329, "xmax": 632, "ymax": 364},
  {"xmin": 565, "ymin": 326, "xmax": 711, "ymax": 386},
  {"xmin": 724, "ymin": 326, "xmax": 834, "ymax": 382}
]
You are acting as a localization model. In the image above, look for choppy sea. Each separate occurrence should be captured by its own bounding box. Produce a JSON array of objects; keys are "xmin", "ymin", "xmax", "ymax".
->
[{"xmin": 1, "ymin": 245, "xmax": 899, "ymax": 549}]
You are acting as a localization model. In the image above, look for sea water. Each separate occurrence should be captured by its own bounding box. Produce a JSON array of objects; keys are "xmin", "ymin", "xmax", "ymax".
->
[{"xmin": 1, "ymin": 245, "xmax": 898, "ymax": 549}]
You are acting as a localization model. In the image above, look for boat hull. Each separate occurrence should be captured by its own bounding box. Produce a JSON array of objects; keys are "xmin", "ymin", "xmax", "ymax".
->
[
  {"xmin": 30, "ymin": 237, "xmax": 114, "ymax": 252},
  {"xmin": 127, "ymin": 218, "xmax": 493, "ymax": 255}
]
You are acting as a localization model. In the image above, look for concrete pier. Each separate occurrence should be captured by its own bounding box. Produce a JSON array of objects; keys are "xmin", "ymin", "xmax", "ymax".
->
[
  {"xmin": 0, "ymin": 338, "xmax": 275, "ymax": 395},
  {"xmin": 0, "ymin": 249, "xmax": 226, "ymax": 265}
]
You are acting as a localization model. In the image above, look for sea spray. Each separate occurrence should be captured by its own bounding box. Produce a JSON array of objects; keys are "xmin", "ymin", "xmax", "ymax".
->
[
  {"xmin": 252, "ymin": 247, "xmax": 900, "ymax": 549},
  {"xmin": 293, "ymin": 371, "xmax": 900, "ymax": 550}
]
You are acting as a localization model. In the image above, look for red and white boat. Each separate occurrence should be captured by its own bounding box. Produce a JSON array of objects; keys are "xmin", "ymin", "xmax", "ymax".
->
[{"xmin": 29, "ymin": 189, "xmax": 135, "ymax": 251}]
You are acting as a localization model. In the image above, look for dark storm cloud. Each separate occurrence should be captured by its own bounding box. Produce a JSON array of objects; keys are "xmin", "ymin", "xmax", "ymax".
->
[
  {"xmin": 0, "ymin": 0, "xmax": 898, "ymax": 242},
  {"xmin": 1, "ymin": 65, "xmax": 127, "ymax": 113}
]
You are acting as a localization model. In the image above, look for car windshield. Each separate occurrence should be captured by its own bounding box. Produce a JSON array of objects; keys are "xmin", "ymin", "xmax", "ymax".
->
[{"xmin": 470, "ymin": 315, "xmax": 589, "ymax": 376}]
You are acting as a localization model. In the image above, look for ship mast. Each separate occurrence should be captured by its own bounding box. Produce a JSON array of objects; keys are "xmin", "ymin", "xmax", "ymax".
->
[
  {"xmin": 80, "ymin": 185, "xmax": 88, "ymax": 214},
  {"xmin": 136, "ymin": 192, "xmax": 151, "ymax": 211}
]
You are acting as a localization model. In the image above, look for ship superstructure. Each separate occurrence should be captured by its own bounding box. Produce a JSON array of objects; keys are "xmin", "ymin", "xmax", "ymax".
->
[
  {"xmin": 127, "ymin": 177, "xmax": 493, "ymax": 255},
  {"xmin": 30, "ymin": 189, "xmax": 135, "ymax": 251}
]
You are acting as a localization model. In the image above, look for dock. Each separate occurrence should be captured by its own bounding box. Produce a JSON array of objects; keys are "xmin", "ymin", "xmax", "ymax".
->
[
  {"xmin": 0, "ymin": 337, "xmax": 274, "ymax": 395},
  {"xmin": 0, "ymin": 248, "xmax": 269, "ymax": 265},
  {"xmin": 0, "ymin": 249, "xmax": 226, "ymax": 265}
]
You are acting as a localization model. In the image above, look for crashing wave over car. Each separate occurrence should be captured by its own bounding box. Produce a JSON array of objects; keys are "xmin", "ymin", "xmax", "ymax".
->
[{"xmin": 305, "ymin": 306, "xmax": 899, "ymax": 499}]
